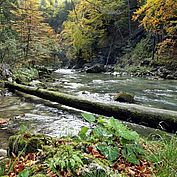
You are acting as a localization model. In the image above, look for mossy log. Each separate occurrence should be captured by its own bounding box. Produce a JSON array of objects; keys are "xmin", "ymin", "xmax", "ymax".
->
[{"xmin": 5, "ymin": 82, "xmax": 177, "ymax": 133}]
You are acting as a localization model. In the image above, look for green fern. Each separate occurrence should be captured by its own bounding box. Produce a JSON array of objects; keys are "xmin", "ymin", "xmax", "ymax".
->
[{"xmin": 47, "ymin": 145, "xmax": 84, "ymax": 174}]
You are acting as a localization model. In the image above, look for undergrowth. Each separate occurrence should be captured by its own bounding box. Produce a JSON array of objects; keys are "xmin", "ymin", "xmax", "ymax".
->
[
  {"xmin": 0, "ymin": 114, "xmax": 176, "ymax": 177},
  {"xmin": 145, "ymin": 135, "xmax": 177, "ymax": 177}
]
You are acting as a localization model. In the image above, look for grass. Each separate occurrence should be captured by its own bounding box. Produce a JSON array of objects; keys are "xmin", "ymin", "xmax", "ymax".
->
[{"xmin": 145, "ymin": 135, "xmax": 177, "ymax": 177}]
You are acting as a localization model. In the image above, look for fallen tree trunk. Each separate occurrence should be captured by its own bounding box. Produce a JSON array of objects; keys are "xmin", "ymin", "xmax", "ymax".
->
[{"xmin": 5, "ymin": 82, "xmax": 177, "ymax": 133}]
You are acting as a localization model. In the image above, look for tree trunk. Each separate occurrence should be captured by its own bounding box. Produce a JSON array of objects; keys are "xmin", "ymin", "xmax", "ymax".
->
[
  {"xmin": 106, "ymin": 38, "xmax": 114, "ymax": 65},
  {"xmin": 5, "ymin": 82, "xmax": 177, "ymax": 133},
  {"xmin": 152, "ymin": 34, "xmax": 156, "ymax": 61},
  {"xmin": 127, "ymin": 0, "xmax": 132, "ymax": 37}
]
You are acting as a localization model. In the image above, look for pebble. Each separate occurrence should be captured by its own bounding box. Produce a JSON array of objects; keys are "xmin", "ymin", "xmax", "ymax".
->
[{"xmin": 0, "ymin": 149, "xmax": 7, "ymax": 159}]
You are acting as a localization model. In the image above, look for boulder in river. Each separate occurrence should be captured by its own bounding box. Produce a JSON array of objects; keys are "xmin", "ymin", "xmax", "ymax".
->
[
  {"xmin": 157, "ymin": 67, "xmax": 171, "ymax": 78},
  {"xmin": 114, "ymin": 92, "xmax": 135, "ymax": 103}
]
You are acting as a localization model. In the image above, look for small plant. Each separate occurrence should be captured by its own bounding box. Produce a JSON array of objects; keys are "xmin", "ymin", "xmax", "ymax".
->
[
  {"xmin": 0, "ymin": 157, "xmax": 32, "ymax": 177},
  {"xmin": 81, "ymin": 113, "xmax": 145, "ymax": 165},
  {"xmin": 17, "ymin": 168, "xmax": 30, "ymax": 177},
  {"xmin": 0, "ymin": 160, "xmax": 7, "ymax": 176},
  {"xmin": 12, "ymin": 67, "xmax": 39, "ymax": 83},
  {"xmin": 47, "ymin": 145, "xmax": 84, "ymax": 175}
]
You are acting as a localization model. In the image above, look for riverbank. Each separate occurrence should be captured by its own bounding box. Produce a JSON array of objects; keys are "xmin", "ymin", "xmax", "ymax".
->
[
  {"xmin": 0, "ymin": 114, "xmax": 176, "ymax": 177},
  {"xmin": 78, "ymin": 63, "xmax": 177, "ymax": 80},
  {"xmin": 114, "ymin": 65, "xmax": 177, "ymax": 80}
]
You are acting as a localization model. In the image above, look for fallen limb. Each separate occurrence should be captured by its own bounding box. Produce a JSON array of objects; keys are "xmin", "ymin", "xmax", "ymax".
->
[{"xmin": 5, "ymin": 82, "xmax": 177, "ymax": 133}]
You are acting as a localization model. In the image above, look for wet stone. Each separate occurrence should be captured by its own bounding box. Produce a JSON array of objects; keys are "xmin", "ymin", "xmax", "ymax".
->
[
  {"xmin": 114, "ymin": 92, "xmax": 135, "ymax": 103},
  {"xmin": 0, "ymin": 149, "xmax": 7, "ymax": 160}
]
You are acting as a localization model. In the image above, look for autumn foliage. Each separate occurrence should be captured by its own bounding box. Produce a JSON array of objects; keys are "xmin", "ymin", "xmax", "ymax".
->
[
  {"xmin": 133, "ymin": 0, "xmax": 177, "ymax": 68},
  {"xmin": 133, "ymin": 0, "xmax": 177, "ymax": 36},
  {"xmin": 12, "ymin": 0, "xmax": 57, "ymax": 61}
]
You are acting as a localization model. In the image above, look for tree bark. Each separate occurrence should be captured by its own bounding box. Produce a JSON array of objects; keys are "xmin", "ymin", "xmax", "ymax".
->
[{"xmin": 5, "ymin": 82, "xmax": 177, "ymax": 133}]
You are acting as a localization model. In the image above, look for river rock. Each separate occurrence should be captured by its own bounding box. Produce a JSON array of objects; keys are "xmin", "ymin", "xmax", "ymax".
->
[
  {"xmin": 80, "ymin": 163, "xmax": 107, "ymax": 177},
  {"xmin": 0, "ymin": 64, "xmax": 12, "ymax": 80},
  {"xmin": 166, "ymin": 74, "xmax": 175, "ymax": 80},
  {"xmin": 0, "ymin": 149, "xmax": 7, "ymax": 160},
  {"xmin": 104, "ymin": 65, "xmax": 114, "ymax": 72},
  {"xmin": 0, "ymin": 118, "xmax": 9, "ymax": 126},
  {"xmin": 35, "ymin": 65, "xmax": 53, "ymax": 77},
  {"xmin": 157, "ymin": 67, "xmax": 171, "ymax": 78},
  {"xmin": 114, "ymin": 92, "xmax": 135, "ymax": 103},
  {"xmin": 0, "ymin": 87, "xmax": 4, "ymax": 96},
  {"xmin": 85, "ymin": 64, "xmax": 114, "ymax": 73},
  {"xmin": 29, "ymin": 80, "xmax": 46, "ymax": 88}
]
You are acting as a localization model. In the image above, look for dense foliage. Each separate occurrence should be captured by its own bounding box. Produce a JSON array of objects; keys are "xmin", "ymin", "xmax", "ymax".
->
[
  {"xmin": 133, "ymin": 0, "xmax": 177, "ymax": 68},
  {"xmin": 60, "ymin": 0, "xmax": 128, "ymax": 63},
  {"xmin": 0, "ymin": 0, "xmax": 176, "ymax": 68},
  {"xmin": 0, "ymin": 0, "xmax": 58, "ymax": 64},
  {"xmin": 0, "ymin": 0, "xmax": 19, "ymax": 63},
  {"xmin": 133, "ymin": 0, "xmax": 177, "ymax": 36}
]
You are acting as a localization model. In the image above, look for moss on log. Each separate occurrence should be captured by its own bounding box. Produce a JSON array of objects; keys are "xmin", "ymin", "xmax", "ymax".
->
[{"xmin": 5, "ymin": 82, "xmax": 177, "ymax": 133}]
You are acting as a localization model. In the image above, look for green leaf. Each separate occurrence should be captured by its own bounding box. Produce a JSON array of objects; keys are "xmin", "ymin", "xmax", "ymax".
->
[
  {"xmin": 19, "ymin": 125, "xmax": 28, "ymax": 134},
  {"xmin": 109, "ymin": 117, "xmax": 120, "ymax": 129},
  {"xmin": 78, "ymin": 126, "xmax": 89, "ymax": 139},
  {"xmin": 0, "ymin": 161, "xmax": 6, "ymax": 176},
  {"xmin": 17, "ymin": 169, "xmax": 30, "ymax": 177},
  {"xmin": 70, "ymin": 158, "xmax": 75, "ymax": 170},
  {"xmin": 81, "ymin": 113, "xmax": 96, "ymax": 123},
  {"xmin": 96, "ymin": 144, "xmax": 119, "ymax": 162},
  {"xmin": 93, "ymin": 126, "xmax": 112, "ymax": 139},
  {"xmin": 120, "ymin": 130, "xmax": 139, "ymax": 141},
  {"xmin": 65, "ymin": 160, "xmax": 70, "ymax": 170},
  {"xmin": 134, "ymin": 143, "xmax": 145, "ymax": 155},
  {"xmin": 109, "ymin": 117, "xmax": 139, "ymax": 141},
  {"xmin": 72, "ymin": 154, "xmax": 83, "ymax": 165},
  {"xmin": 97, "ymin": 117, "xmax": 108, "ymax": 125},
  {"xmin": 60, "ymin": 160, "xmax": 65, "ymax": 170},
  {"xmin": 122, "ymin": 146, "xmax": 140, "ymax": 165}
]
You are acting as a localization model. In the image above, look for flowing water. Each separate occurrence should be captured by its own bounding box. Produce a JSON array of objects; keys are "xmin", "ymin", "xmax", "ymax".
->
[
  {"xmin": 52, "ymin": 69, "xmax": 177, "ymax": 111},
  {"xmin": 0, "ymin": 69, "xmax": 177, "ymax": 149}
]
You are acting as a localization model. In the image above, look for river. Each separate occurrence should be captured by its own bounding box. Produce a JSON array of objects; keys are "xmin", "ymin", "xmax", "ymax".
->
[{"xmin": 0, "ymin": 69, "xmax": 177, "ymax": 149}]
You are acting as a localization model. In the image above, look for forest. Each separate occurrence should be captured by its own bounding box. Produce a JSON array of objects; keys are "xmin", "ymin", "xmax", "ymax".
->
[
  {"xmin": 0, "ymin": 0, "xmax": 176, "ymax": 70},
  {"xmin": 0, "ymin": 0, "xmax": 177, "ymax": 177}
]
